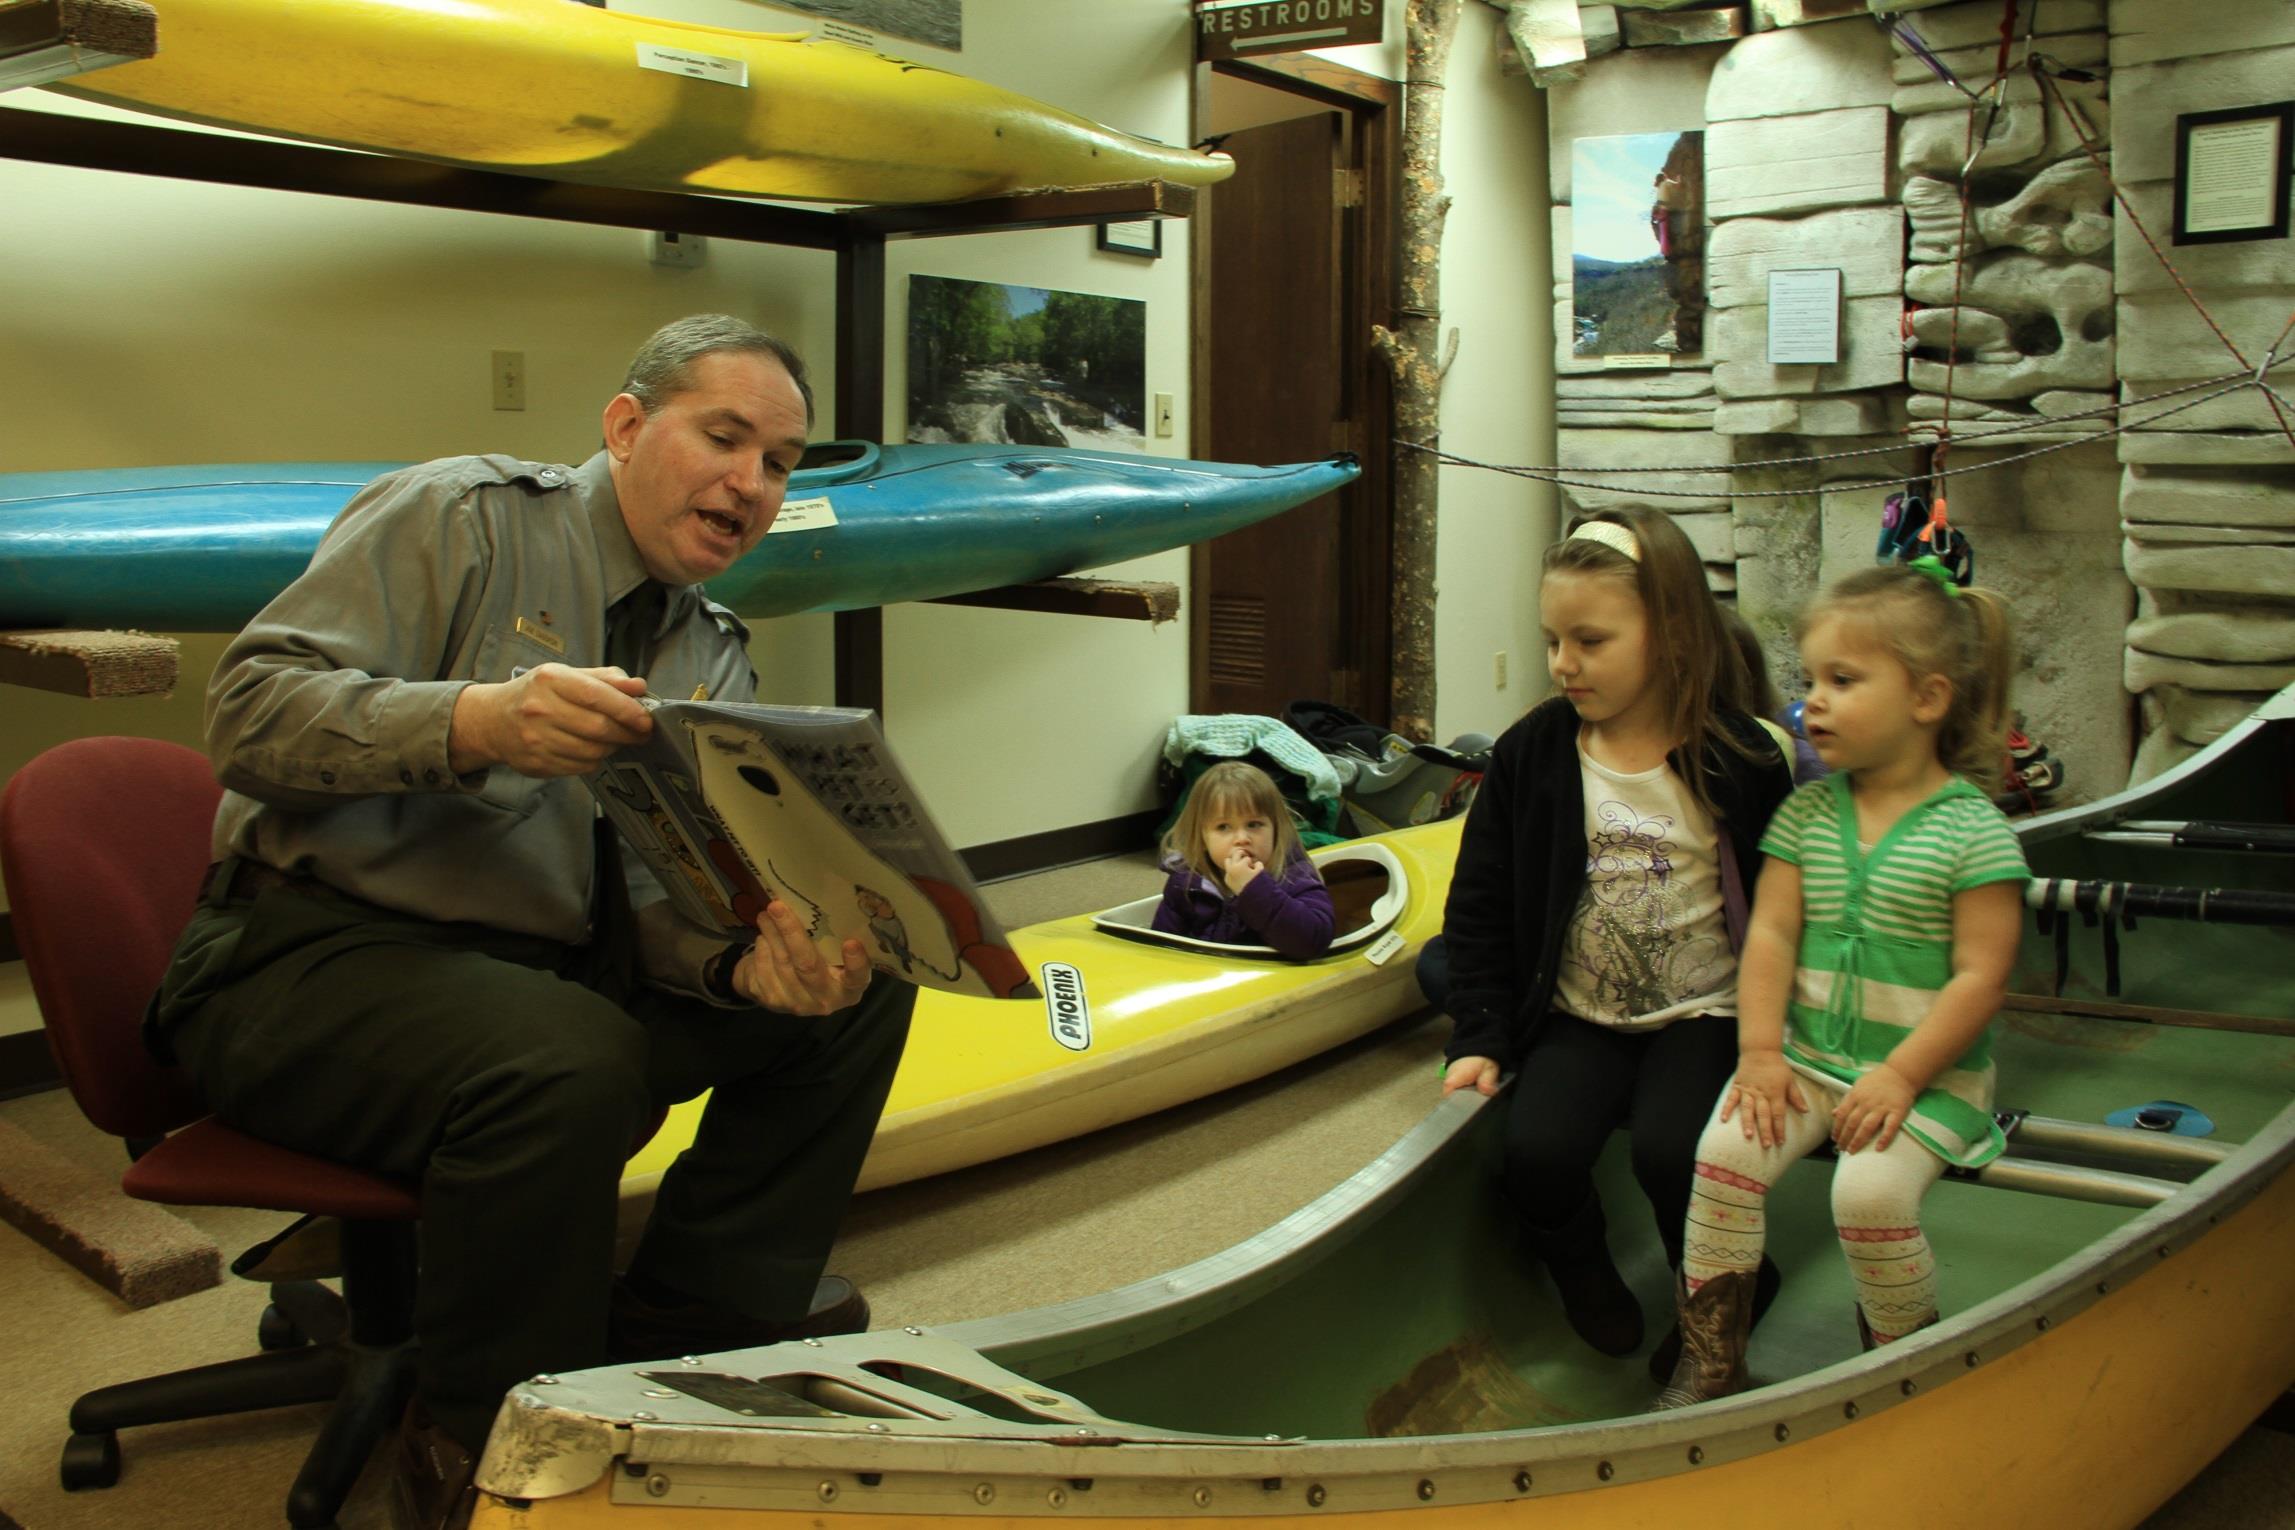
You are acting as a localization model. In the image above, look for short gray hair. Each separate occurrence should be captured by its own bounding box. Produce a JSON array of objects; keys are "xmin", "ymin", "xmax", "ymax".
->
[{"xmin": 621, "ymin": 314, "xmax": 815, "ymax": 428}]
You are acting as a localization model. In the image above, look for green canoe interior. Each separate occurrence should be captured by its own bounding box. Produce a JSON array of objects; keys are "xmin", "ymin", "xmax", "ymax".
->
[{"xmin": 915, "ymin": 728, "xmax": 2295, "ymax": 1443}]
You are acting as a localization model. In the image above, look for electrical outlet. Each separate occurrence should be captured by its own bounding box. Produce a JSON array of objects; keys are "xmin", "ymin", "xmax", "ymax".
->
[
  {"xmin": 649, "ymin": 230, "xmax": 708, "ymax": 268},
  {"xmin": 491, "ymin": 349, "xmax": 525, "ymax": 412},
  {"xmin": 1493, "ymin": 651, "xmax": 1508, "ymax": 689},
  {"xmin": 1153, "ymin": 392, "xmax": 1174, "ymax": 438}
]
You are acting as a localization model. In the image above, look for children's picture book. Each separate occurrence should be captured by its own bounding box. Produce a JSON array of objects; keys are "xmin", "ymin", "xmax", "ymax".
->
[{"xmin": 586, "ymin": 699, "xmax": 1038, "ymax": 1001}]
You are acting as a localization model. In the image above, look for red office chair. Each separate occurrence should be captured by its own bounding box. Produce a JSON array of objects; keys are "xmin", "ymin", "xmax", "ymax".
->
[{"xmin": 1, "ymin": 737, "xmax": 420, "ymax": 1530}]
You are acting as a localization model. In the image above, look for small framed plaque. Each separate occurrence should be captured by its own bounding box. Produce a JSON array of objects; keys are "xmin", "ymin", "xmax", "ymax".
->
[
  {"xmin": 2174, "ymin": 101, "xmax": 2292, "ymax": 245},
  {"xmin": 1096, "ymin": 219, "xmax": 1163, "ymax": 259},
  {"xmin": 1766, "ymin": 267, "xmax": 1842, "ymax": 366}
]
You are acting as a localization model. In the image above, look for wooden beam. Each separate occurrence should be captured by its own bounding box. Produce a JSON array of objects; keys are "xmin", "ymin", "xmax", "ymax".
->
[
  {"xmin": 0, "ymin": 107, "xmax": 850, "ymax": 248},
  {"xmin": 0, "ymin": 629, "xmax": 177, "ymax": 697},
  {"xmin": 846, "ymin": 181, "xmax": 1196, "ymax": 239},
  {"xmin": 0, "ymin": 0, "xmax": 155, "ymax": 90},
  {"xmin": 2002, "ymin": 991, "xmax": 2295, "ymax": 1041},
  {"xmin": 926, "ymin": 577, "xmax": 1181, "ymax": 623},
  {"xmin": 1213, "ymin": 52, "xmax": 1399, "ymax": 109}
]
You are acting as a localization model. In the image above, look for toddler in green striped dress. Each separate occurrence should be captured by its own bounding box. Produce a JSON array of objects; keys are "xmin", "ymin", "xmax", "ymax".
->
[{"xmin": 1655, "ymin": 560, "xmax": 2030, "ymax": 1409}]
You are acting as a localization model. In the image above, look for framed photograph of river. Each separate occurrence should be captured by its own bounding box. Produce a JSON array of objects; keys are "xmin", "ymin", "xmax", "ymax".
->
[
  {"xmin": 1569, "ymin": 130, "xmax": 1705, "ymax": 362},
  {"xmin": 904, "ymin": 275, "xmax": 1148, "ymax": 450}
]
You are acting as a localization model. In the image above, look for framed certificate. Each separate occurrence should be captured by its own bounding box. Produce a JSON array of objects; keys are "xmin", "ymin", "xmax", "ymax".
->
[{"xmin": 2173, "ymin": 101, "xmax": 2293, "ymax": 245}]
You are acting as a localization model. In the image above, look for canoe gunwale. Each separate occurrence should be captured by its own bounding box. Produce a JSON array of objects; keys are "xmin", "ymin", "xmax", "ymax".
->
[{"xmin": 2015, "ymin": 680, "xmax": 2293, "ymax": 849}]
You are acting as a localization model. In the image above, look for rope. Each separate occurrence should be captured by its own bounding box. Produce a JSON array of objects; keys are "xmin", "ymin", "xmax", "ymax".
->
[
  {"xmin": 1933, "ymin": 0, "xmax": 2035, "ymax": 475},
  {"xmin": 1400, "ymin": 369, "xmax": 2255, "ymax": 498},
  {"xmin": 1504, "ymin": 369, "xmax": 2249, "ymax": 477}
]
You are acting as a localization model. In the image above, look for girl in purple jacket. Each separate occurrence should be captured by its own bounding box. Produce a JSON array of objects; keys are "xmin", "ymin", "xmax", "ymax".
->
[{"xmin": 1151, "ymin": 761, "xmax": 1336, "ymax": 960}]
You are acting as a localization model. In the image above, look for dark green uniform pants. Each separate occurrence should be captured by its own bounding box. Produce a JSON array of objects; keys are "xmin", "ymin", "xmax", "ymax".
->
[{"xmin": 153, "ymin": 871, "xmax": 914, "ymax": 1450}]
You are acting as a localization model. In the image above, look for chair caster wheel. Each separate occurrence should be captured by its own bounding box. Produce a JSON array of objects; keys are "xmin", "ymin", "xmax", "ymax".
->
[
  {"xmin": 258, "ymin": 1302, "xmax": 309, "ymax": 1350},
  {"xmin": 61, "ymin": 1430, "xmax": 120, "ymax": 1490}
]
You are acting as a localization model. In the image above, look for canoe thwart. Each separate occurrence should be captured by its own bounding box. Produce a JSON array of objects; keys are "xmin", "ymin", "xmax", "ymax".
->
[
  {"xmin": 1999, "ymin": 1110, "xmax": 2233, "ymax": 1180},
  {"xmin": 925, "ymin": 577, "xmax": 1180, "ymax": 624},
  {"xmin": 1958, "ymin": 1155, "xmax": 2182, "ymax": 1209},
  {"xmin": 0, "ymin": 629, "xmax": 177, "ymax": 698},
  {"xmin": 0, "ymin": 0, "xmax": 155, "ymax": 91}
]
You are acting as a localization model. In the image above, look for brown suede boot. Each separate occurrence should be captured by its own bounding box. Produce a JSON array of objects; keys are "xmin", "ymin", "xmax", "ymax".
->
[{"xmin": 1650, "ymin": 1268, "xmax": 1756, "ymax": 1410}]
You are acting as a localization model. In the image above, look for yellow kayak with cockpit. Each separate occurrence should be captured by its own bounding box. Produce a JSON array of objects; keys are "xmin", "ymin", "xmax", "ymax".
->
[
  {"xmin": 43, "ymin": 0, "xmax": 1234, "ymax": 205},
  {"xmin": 621, "ymin": 818, "xmax": 1460, "ymax": 1198}
]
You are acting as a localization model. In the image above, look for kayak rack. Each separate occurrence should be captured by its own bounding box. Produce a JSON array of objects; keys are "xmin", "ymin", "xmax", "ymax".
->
[
  {"xmin": 2024, "ymin": 877, "xmax": 2295, "ymax": 927},
  {"xmin": 2024, "ymin": 873, "xmax": 2295, "ymax": 1000}
]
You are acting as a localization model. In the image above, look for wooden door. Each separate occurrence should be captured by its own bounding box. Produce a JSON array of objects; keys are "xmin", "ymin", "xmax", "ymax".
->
[{"xmin": 1193, "ymin": 111, "xmax": 1356, "ymax": 721}]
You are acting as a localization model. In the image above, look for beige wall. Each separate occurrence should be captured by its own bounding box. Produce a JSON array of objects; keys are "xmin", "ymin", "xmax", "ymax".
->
[
  {"xmin": 0, "ymin": 0, "xmax": 1553, "ymax": 1034},
  {"xmin": 1431, "ymin": 2, "xmax": 1558, "ymax": 745}
]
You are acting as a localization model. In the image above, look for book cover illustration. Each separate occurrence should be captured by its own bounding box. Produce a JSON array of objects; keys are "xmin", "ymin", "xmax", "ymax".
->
[{"xmin": 590, "ymin": 702, "xmax": 1038, "ymax": 1001}]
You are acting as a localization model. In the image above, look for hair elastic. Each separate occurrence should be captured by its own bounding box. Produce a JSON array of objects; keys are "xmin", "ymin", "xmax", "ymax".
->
[
  {"xmin": 1567, "ymin": 520, "xmax": 1642, "ymax": 562},
  {"xmin": 1906, "ymin": 554, "xmax": 1960, "ymax": 597}
]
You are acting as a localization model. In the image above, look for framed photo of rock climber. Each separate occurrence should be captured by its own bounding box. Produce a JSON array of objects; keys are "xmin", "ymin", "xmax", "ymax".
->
[
  {"xmin": 1569, "ymin": 129, "xmax": 1705, "ymax": 362},
  {"xmin": 2173, "ymin": 100, "xmax": 2292, "ymax": 245}
]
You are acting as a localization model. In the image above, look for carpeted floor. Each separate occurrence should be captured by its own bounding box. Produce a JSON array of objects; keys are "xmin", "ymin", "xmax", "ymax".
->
[{"xmin": 0, "ymin": 849, "xmax": 2289, "ymax": 1528}]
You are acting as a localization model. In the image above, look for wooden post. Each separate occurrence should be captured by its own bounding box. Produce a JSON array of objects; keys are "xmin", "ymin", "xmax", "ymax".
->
[{"xmin": 1373, "ymin": 0, "xmax": 1460, "ymax": 744}]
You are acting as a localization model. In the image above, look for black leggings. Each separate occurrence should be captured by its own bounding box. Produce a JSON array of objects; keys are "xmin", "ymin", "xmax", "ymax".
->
[{"xmin": 1500, "ymin": 1011, "xmax": 1739, "ymax": 1267}]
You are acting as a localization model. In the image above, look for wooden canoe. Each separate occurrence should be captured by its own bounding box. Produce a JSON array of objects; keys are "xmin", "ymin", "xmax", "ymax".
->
[{"xmin": 479, "ymin": 685, "xmax": 2295, "ymax": 1528}]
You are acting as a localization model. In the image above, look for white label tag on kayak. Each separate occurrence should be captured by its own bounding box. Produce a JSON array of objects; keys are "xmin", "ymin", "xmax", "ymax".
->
[
  {"xmin": 1041, "ymin": 963, "xmax": 1091, "ymax": 1052},
  {"xmin": 816, "ymin": 20, "xmax": 880, "ymax": 50},
  {"xmin": 636, "ymin": 43, "xmax": 749, "ymax": 87},
  {"xmin": 1363, "ymin": 931, "xmax": 1405, "ymax": 967},
  {"xmin": 767, "ymin": 497, "xmax": 838, "ymax": 534}
]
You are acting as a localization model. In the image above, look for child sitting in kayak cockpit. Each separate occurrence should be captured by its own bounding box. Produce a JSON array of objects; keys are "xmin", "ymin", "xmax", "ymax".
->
[{"xmin": 1152, "ymin": 761, "xmax": 1336, "ymax": 960}]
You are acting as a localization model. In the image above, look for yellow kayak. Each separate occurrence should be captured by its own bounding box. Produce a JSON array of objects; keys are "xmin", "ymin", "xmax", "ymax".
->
[
  {"xmin": 46, "ymin": 0, "xmax": 1234, "ymax": 204},
  {"xmin": 623, "ymin": 820, "xmax": 1459, "ymax": 1197}
]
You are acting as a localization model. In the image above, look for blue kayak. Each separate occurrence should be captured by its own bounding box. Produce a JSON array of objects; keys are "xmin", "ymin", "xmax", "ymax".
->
[{"xmin": 0, "ymin": 443, "xmax": 1356, "ymax": 632}]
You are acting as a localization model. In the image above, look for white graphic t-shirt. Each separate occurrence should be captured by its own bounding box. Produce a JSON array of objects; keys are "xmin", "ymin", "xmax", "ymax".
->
[{"xmin": 1552, "ymin": 744, "xmax": 1737, "ymax": 1030}]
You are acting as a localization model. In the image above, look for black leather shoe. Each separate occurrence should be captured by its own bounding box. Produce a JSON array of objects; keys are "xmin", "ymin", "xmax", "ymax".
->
[
  {"xmin": 1547, "ymin": 1249, "xmax": 1643, "ymax": 1357},
  {"xmin": 608, "ymin": 1274, "xmax": 870, "ymax": 1363},
  {"xmin": 1526, "ymin": 1194, "xmax": 1641, "ymax": 1357},
  {"xmin": 389, "ymin": 1404, "xmax": 477, "ymax": 1530}
]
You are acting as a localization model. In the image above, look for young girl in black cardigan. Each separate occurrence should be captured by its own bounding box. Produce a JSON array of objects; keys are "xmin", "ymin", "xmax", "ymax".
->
[{"xmin": 1439, "ymin": 507, "xmax": 1793, "ymax": 1373}]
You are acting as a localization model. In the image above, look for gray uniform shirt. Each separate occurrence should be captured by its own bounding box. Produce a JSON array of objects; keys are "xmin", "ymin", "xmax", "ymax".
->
[{"xmin": 206, "ymin": 450, "xmax": 756, "ymax": 1000}]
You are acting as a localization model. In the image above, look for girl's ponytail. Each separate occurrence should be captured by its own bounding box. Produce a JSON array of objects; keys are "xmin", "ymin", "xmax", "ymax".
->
[{"xmin": 1939, "ymin": 584, "xmax": 2014, "ymax": 786}]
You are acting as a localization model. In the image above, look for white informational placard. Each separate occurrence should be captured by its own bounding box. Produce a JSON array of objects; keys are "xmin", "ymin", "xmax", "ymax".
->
[
  {"xmin": 1766, "ymin": 267, "xmax": 1842, "ymax": 366},
  {"xmin": 2183, "ymin": 117, "xmax": 2281, "ymax": 236}
]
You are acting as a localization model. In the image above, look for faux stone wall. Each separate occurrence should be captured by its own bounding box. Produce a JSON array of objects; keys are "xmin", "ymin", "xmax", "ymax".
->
[
  {"xmin": 1505, "ymin": 0, "xmax": 2294, "ymax": 798},
  {"xmin": 2104, "ymin": 0, "xmax": 2295, "ymax": 780}
]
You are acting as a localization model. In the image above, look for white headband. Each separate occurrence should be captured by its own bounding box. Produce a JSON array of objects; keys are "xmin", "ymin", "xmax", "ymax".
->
[{"xmin": 1568, "ymin": 520, "xmax": 1642, "ymax": 562}]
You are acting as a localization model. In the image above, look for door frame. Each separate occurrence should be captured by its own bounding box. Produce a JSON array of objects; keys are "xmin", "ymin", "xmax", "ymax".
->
[{"xmin": 1189, "ymin": 53, "xmax": 1399, "ymax": 723}]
